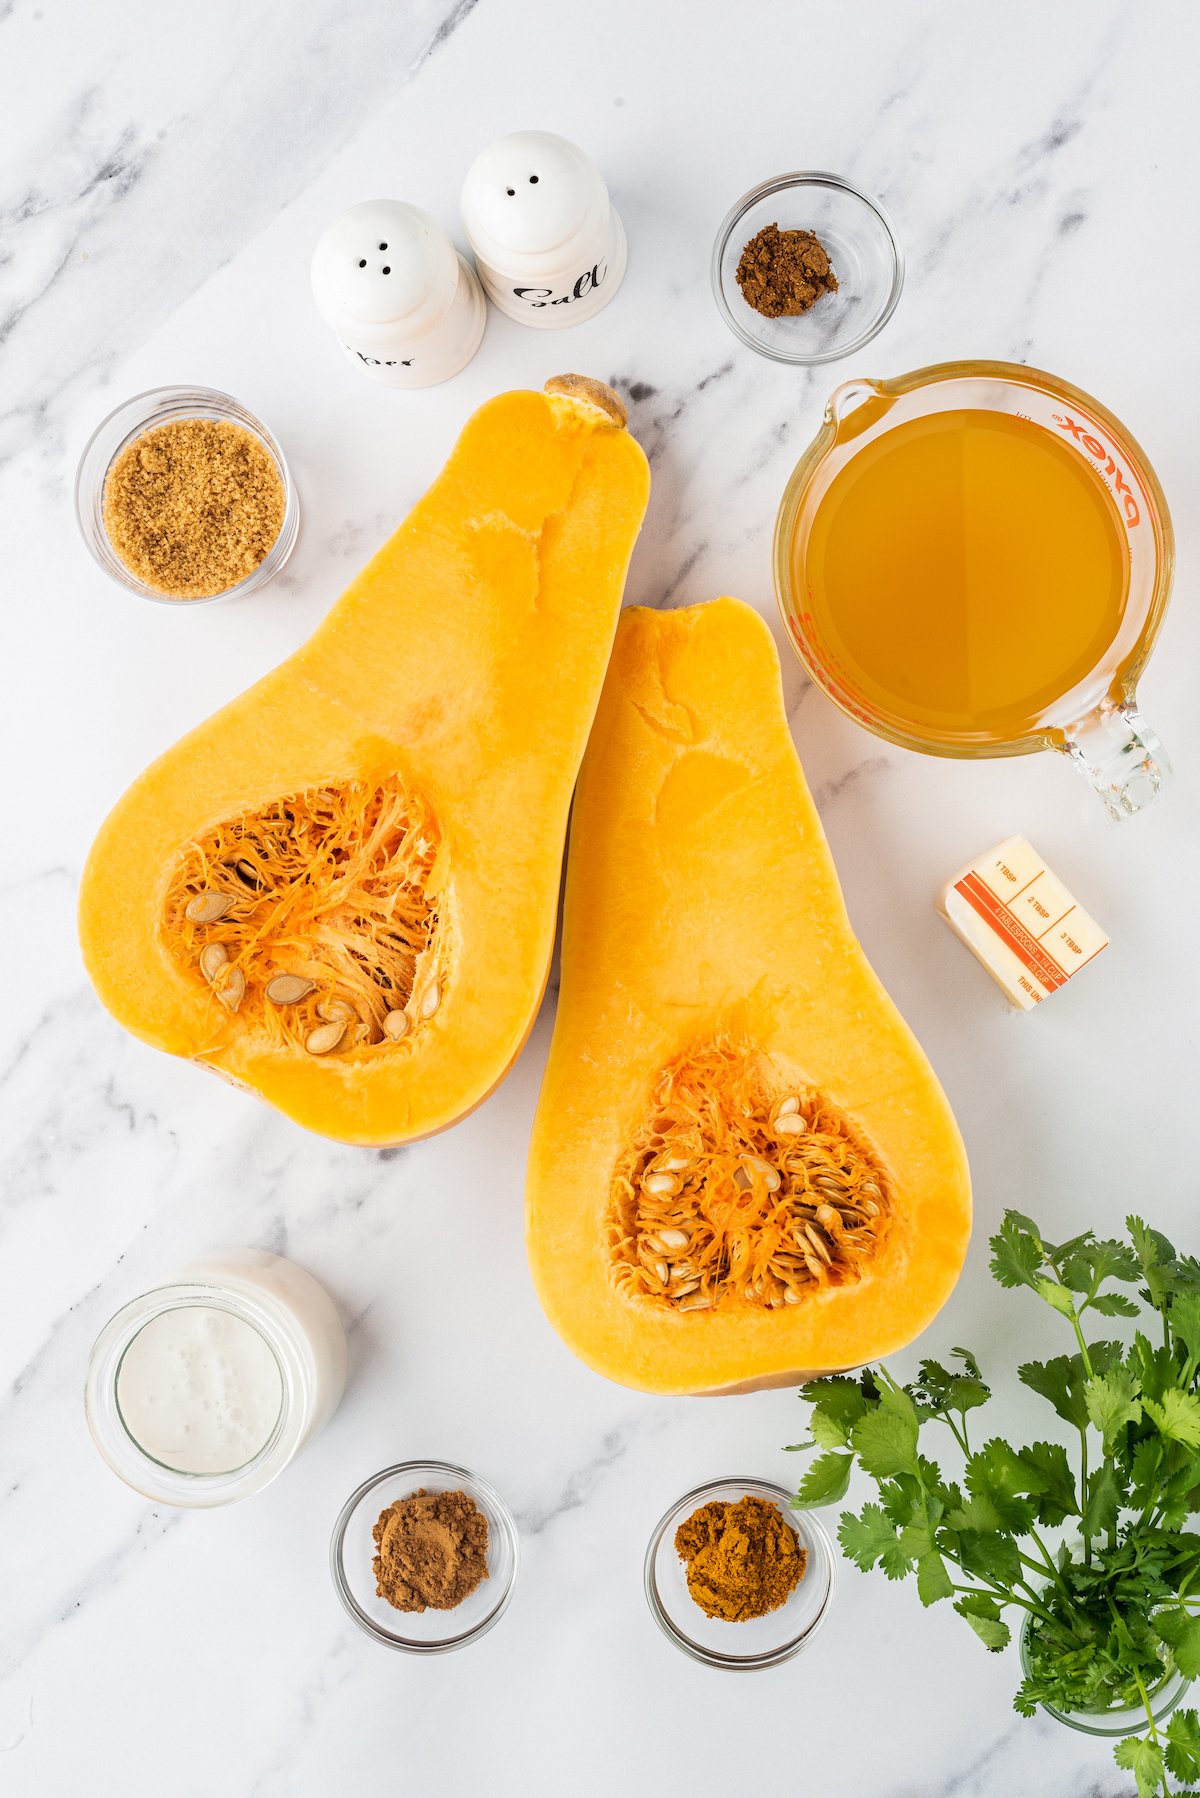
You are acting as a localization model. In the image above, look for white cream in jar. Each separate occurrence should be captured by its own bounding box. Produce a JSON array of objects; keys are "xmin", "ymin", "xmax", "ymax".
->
[
  {"xmin": 115, "ymin": 1305, "xmax": 284, "ymax": 1475},
  {"xmin": 86, "ymin": 1250, "xmax": 347, "ymax": 1506}
]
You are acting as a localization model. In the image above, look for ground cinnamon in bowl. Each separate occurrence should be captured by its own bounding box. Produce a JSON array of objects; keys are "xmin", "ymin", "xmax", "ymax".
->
[
  {"xmin": 102, "ymin": 417, "xmax": 285, "ymax": 599},
  {"xmin": 674, "ymin": 1492, "xmax": 806, "ymax": 1621},
  {"xmin": 735, "ymin": 222, "xmax": 838, "ymax": 319},
  {"xmin": 372, "ymin": 1487, "xmax": 490, "ymax": 1613}
]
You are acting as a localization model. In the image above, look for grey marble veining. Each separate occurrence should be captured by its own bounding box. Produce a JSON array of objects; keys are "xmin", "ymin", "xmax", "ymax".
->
[{"xmin": 3, "ymin": 0, "xmax": 1200, "ymax": 1793}]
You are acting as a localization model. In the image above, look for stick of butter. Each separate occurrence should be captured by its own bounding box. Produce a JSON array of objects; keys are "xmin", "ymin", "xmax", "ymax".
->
[{"xmin": 937, "ymin": 836, "xmax": 1109, "ymax": 1010}]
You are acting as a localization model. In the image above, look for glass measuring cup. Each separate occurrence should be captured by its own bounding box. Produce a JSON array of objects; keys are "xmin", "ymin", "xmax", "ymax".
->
[{"xmin": 774, "ymin": 360, "xmax": 1174, "ymax": 820}]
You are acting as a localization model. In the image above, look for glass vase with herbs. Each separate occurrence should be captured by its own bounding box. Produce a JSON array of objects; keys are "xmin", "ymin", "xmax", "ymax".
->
[{"xmin": 789, "ymin": 1212, "xmax": 1200, "ymax": 1798}]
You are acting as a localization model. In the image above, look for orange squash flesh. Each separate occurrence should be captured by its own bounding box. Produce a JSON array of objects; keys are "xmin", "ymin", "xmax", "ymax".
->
[
  {"xmin": 526, "ymin": 598, "xmax": 971, "ymax": 1394},
  {"xmin": 79, "ymin": 381, "xmax": 650, "ymax": 1145}
]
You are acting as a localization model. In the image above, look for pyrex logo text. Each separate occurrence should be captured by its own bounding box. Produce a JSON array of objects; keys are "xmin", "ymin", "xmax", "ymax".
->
[{"xmin": 1052, "ymin": 413, "xmax": 1141, "ymax": 527}]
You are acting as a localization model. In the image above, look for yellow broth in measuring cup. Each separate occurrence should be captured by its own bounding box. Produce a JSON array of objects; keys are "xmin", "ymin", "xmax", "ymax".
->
[{"xmin": 774, "ymin": 361, "xmax": 1174, "ymax": 820}]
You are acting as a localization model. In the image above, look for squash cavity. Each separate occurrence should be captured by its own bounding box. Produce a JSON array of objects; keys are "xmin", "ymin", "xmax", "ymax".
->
[
  {"xmin": 609, "ymin": 1038, "xmax": 892, "ymax": 1315},
  {"xmin": 164, "ymin": 773, "xmax": 446, "ymax": 1057}
]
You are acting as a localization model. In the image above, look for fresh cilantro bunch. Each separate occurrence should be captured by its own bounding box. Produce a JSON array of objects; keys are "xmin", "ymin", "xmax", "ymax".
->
[{"xmin": 789, "ymin": 1212, "xmax": 1200, "ymax": 1798}]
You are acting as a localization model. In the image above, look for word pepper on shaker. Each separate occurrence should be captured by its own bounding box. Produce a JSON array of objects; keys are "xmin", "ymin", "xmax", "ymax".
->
[
  {"xmin": 311, "ymin": 200, "xmax": 485, "ymax": 388},
  {"xmin": 460, "ymin": 131, "xmax": 627, "ymax": 327}
]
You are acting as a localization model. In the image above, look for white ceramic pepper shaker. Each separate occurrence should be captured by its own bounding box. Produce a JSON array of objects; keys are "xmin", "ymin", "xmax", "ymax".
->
[
  {"xmin": 310, "ymin": 199, "xmax": 485, "ymax": 388},
  {"xmin": 460, "ymin": 131, "xmax": 627, "ymax": 328}
]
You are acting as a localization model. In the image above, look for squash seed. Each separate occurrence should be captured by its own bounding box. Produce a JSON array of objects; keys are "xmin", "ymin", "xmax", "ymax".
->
[
  {"xmin": 265, "ymin": 973, "xmax": 315, "ymax": 1006},
  {"xmin": 317, "ymin": 998, "xmax": 356, "ymax": 1023},
  {"xmin": 741, "ymin": 1155, "xmax": 781, "ymax": 1192},
  {"xmin": 186, "ymin": 892, "xmax": 233, "ymax": 924},
  {"xmin": 383, "ymin": 1008, "xmax": 410, "ymax": 1041},
  {"xmin": 776, "ymin": 1095, "xmax": 800, "ymax": 1116},
  {"xmin": 677, "ymin": 1294, "xmax": 711, "ymax": 1313},
  {"xmin": 774, "ymin": 1112, "xmax": 808, "ymax": 1135},
  {"xmin": 305, "ymin": 1020, "xmax": 346, "ymax": 1056},
  {"xmin": 199, "ymin": 942, "xmax": 229, "ymax": 983},
  {"xmin": 215, "ymin": 966, "xmax": 245, "ymax": 1012},
  {"xmin": 234, "ymin": 859, "xmax": 261, "ymax": 889},
  {"xmin": 733, "ymin": 1166, "xmax": 753, "ymax": 1192},
  {"xmin": 420, "ymin": 981, "xmax": 441, "ymax": 1019},
  {"xmin": 658, "ymin": 1228, "xmax": 690, "ymax": 1250},
  {"xmin": 653, "ymin": 1258, "xmax": 669, "ymax": 1286},
  {"xmin": 643, "ymin": 1171, "xmax": 678, "ymax": 1196}
]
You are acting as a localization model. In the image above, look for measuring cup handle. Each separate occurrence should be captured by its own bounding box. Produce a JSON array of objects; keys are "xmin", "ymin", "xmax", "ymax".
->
[{"xmin": 1062, "ymin": 699, "xmax": 1172, "ymax": 822}]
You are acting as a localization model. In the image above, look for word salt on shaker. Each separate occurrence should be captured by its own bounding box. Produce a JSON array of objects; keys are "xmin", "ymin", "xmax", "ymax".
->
[
  {"xmin": 311, "ymin": 200, "xmax": 485, "ymax": 388},
  {"xmin": 460, "ymin": 131, "xmax": 627, "ymax": 327}
]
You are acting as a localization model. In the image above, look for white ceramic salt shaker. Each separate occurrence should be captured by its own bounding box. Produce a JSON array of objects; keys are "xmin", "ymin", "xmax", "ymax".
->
[
  {"xmin": 310, "ymin": 200, "xmax": 485, "ymax": 388},
  {"xmin": 460, "ymin": 131, "xmax": 627, "ymax": 328}
]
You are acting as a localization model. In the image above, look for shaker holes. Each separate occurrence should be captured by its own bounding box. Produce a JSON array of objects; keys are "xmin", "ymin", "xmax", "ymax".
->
[
  {"xmin": 382, "ymin": 267, "xmax": 391, "ymax": 275},
  {"xmin": 378, "ymin": 242, "xmax": 388, "ymax": 250},
  {"xmin": 358, "ymin": 259, "xmax": 366, "ymax": 268},
  {"xmin": 529, "ymin": 175, "xmax": 538, "ymax": 183},
  {"xmin": 506, "ymin": 187, "xmax": 515, "ymax": 196}
]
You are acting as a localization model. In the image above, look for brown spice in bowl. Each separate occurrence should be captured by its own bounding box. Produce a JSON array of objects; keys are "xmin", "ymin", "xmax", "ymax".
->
[
  {"xmin": 372, "ymin": 1487, "xmax": 490, "ymax": 1613},
  {"xmin": 102, "ymin": 417, "xmax": 285, "ymax": 599},
  {"xmin": 735, "ymin": 223, "xmax": 838, "ymax": 319},
  {"xmin": 674, "ymin": 1493, "xmax": 806, "ymax": 1621}
]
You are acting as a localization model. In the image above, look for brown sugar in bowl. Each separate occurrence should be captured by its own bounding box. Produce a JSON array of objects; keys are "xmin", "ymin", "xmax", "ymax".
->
[{"xmin": 76, "ymin": 386, "xmax": 299, "ymax": 604}]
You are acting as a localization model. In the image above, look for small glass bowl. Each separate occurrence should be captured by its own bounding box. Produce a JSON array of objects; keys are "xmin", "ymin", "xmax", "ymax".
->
[
  {"xmin": 644, "ymin": 1476, "xmax": 836, "ymax": 1668},
  {"xmin": 712, "ymin": 172, "xmax": 903, "ymax": 364},
  {"xmin": 75, "ymin": 385, "xmax": 299, "ymax": 604},
  {"xmin": 330, "ymin": 1460, "xmax": 519, "ymax": 1653}
]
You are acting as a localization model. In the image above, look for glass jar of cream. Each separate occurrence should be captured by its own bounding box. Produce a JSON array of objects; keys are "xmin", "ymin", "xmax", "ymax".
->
[{"xmin": 85, "ymin": 1250, "xmax": 347, "ymax": 1507}]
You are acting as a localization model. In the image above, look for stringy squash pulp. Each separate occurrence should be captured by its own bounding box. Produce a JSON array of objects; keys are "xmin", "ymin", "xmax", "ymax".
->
[
  {"xmin": 79, "ymin": 378, "xmax": 650, "ymax": 1143},
  {"xmin": 526, "ymin": 599, "xmax": 971, "ymax": 1394}
]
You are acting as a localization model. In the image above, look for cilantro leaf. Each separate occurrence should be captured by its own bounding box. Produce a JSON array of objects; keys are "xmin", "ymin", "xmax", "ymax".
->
[
  {"xmin": 964, "ymin": 1439, "xmax": 1037, "ymax": 1534},
  {"xmin": 1128, "ymin": 1214, "xmax": 1179, "ymax": 1309},
  {"xmin": 1060, "ymin": 1236, "xmax": 1140, "ymax": 1292},
  {"xmin": 1019, "ymin": 1442, "xmax": 1079, "ymax": 1526},
  {"xmin": 951, "ymin": 1527, "xmax": 1023, "ymax": 1588},
  {"xmin": 1173, "ymin": 1296, "xmax": 1200, "ymax": 1367},
  {"xmin": 1019, "ymin": 1354, "xmax": 1089, "ymax": 1431},
  {"xmin": 1155, "ymin": 1610, "xmax": 1200, "ymax": 1679},
  {"xmin": 989, "ymin": 1213, "xmax": 1045, "ymax": 1290},
  {"xmin": 1129, "ymin": 1435, "xmax": 1165, "ymax": 1509},
  {"xmin": 915, "ymin": 1548, "xmax": 953, "ymax": 1606},
  {"xmin": 810, "ymin": 1411, "xmax": 853, "ymax": 1450},
  {"xmin": 838, "ymin": 1504, "xmax": 913, "ymax": 1579},
  {"xmin": 954, "ymin": 1592, "xmax": 1010, "ymax": 1651},
  {"xmin": 1089, "ymin": 1291, "xmax": 1141, "ymax": 1317},
  {"xmin": 1082, "ymin": 1458, "xmax": 1123, "ymax": 1539},
  {"xmin": 850, "ymin": 1406, "xmax": 919, "ymax": 1481},
  {"xmin": 793, "ymin": 1451, "xmax": 854, "ymax": 1508},
  {"xmin": 1084, "ymin": 1366, "xmax": 1143, "ymax": 1451},
  {"xmin": 1145, "ymin": 1388, "xmax": 1200, "ymax": 1450},
  {"xmin": 913, "ymin": 1353, "xmax": 990, "ymax": 1422},
  {"xmin": 1035, "ymin": 1276, "xmax": 1078, "ymax": 1318},
  {"xmin": 1133, "ymin": 1331, "xmax": 1180, "ymax": 1406},
  {"xmin": 800, "ymin": 1376, "xmax": 870, "ymax": 1431},
  {"xmin": 1166, "ymin": 1709, "xmax": 1200, "ymax": 1784},
  {"xmin": 1115, "ymin": 1734, "xmax": 1166, "ymax": 1798}
]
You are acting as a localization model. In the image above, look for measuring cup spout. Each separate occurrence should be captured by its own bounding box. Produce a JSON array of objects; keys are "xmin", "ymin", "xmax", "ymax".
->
[{"xmin": 1062, "ymin": 698, "xmax": 1171, "ymax": 822}]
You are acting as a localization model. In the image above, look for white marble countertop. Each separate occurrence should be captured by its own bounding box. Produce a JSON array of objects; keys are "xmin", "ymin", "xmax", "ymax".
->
[{"xmin": 3, "ymin": 1, "xmax": 1199, "ymax": 1792}]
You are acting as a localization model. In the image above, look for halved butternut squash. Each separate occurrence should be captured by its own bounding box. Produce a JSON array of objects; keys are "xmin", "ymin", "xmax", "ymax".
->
[
  {"xmin": 526, "ymin": 598, "xmax": 970, "ymax": 1393},
  {"xmin": 79, "ymin": 378, "xmax": 650, "ymax": 1145}
]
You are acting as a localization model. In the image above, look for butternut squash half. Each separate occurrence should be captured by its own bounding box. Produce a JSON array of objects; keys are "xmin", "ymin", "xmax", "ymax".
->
[
  {"xmin": 79, "ymin": 378, "xmax": 650, "ymax": 1144},
  {"xmin": 526, "ymin": 598, "xmax": 970, "ymax": 1393}
]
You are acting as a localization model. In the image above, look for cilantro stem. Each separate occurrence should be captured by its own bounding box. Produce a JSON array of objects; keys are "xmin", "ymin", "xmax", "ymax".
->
[
  {"xmin": 1131, "ymin": 1663, "xmax": 1170, "ymax": 1798},
  {"xmin": 1027, "ymin": 1528, "xmax": 1072, "ymax": 1602}
]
